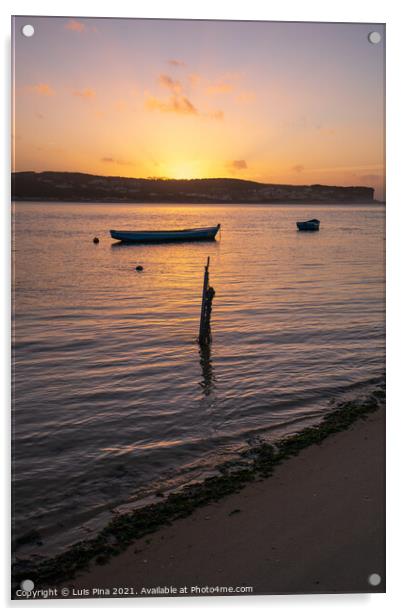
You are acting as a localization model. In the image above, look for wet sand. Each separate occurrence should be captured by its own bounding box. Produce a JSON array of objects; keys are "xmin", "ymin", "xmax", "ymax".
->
[{"xmin": 68, "ymin": 406, "xmax": 385, "ymax": 596}]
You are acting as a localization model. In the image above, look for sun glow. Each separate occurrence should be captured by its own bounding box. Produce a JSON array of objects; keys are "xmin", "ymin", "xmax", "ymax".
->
[{"xmin": 162, "ymin": 161, "xmax": 206, "ymax": 180}]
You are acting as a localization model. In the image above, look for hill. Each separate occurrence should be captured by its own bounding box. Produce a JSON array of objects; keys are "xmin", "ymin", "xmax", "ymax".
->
[{"xmin": 11, "ymin": 172, "xmax": 374, "ymax": 204}]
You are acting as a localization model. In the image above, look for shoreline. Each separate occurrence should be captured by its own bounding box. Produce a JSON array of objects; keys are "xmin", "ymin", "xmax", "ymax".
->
[
  {"xmin": 71, "ymin": 400, "xmax": 385, "ymax": 597},
  {"xmin": 12, "ymin": 383, "xmax": 385, "ymax": 594}
]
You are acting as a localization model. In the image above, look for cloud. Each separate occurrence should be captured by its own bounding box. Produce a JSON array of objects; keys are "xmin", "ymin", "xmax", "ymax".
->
[
  {"xmin": 185, "ymin": 72, "xmax": 237, "ymax": 96},
  {"xmin": 146, "ymin": 94, "xmax": 198, "ymax": 116},
  {"xmin": 65, "ymin": 19, "xmax": 86, "ymax": 32},
  {"xmin": 29, "ymin": 83, "xmax": 55, "ymax": 96},
  {"xmin": 292, "ymin": 164, "xmax": 304, "ymax": 173},
  {"xmin": 230, "ymin": 160, "xmax": 248, "ymax": 170},
  {"xmin": 168, "ymin": 59, "xmax": 186, "ymax": 67},
  {"xmin": 73, "ymin": 88, "xmax": 96, "ymax": 99},
  {"xmin": 159, "ymin": 74, "xmax": 182, "ymax": 94},
  {"xmin": 146, "ymin": 73, "xmax": 224, "ymax": 120},
  {"xmin": 101, "ymin": 157, "xmax": 131, "ymax": 165},
  {"xmin": 145, "ymin": 74, "xmax": 197, "ymax": 116},
  {"xmin": 201, "ymin": 72, "xmax": 242, "ymax": 97}
]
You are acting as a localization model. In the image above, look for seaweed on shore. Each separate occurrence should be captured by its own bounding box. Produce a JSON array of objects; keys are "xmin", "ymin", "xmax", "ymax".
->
[{"xmin": 12, "ymin": 386, "xmax": 384, "ymax": 589}]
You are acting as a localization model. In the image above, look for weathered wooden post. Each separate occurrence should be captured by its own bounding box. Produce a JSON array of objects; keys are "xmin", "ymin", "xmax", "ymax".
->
[{"xmin": 198, "ymin": 257, "xmax": 215, "ymax": 345}]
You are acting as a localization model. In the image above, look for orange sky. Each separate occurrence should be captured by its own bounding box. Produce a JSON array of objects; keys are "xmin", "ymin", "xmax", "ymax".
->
[{"xmin": 12, "ymin": 17, "xmax": 385, "ymax": 198}]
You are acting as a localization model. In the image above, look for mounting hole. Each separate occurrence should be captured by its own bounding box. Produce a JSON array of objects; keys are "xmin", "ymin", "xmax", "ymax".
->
[
  {"xmin": 21, "ymin": 579, "xmax": 35, "ymax": 591},
  {"xmin": 368, "ymin": 31, "xmax": 381, "ymax": 44},
  {"xmin": 22, "ymin": 24, "xmax": 35, "ymax": 38},
  {"xmin": 368, "ymin": 573, "xmax": 381, "ymax": 586}
]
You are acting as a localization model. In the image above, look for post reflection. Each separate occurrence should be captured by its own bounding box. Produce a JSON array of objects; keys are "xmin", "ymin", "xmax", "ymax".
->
[{"xmin": 199, "ymin": 342, "xmax": 215, "ymax": 396}]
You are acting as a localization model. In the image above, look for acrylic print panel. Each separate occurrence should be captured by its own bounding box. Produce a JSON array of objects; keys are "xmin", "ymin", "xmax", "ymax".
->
[{"xmin": 11, "ymin": 16, "xmax": 385, "ymax": 599}]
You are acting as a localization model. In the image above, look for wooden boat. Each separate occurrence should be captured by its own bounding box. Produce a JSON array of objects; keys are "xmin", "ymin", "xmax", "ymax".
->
[
  {"xmin": 296, "ymin": 219, "xmax": 320, "ymax": 231},
  {"xmin": 110, "ymin": 224, "xmax": 221, "ymax": 243}
]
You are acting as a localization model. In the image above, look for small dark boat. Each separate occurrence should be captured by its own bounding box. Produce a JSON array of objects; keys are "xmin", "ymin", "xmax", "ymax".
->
[
  {"xmin": 110, "ymin": 224, "xmax": 220, "ymax": 243},
  {"xmin": 296, "ymin": 219, "xmax": 320, "ymax": 231}
]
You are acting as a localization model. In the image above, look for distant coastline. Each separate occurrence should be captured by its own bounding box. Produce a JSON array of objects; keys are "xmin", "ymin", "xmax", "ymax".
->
[{"xmin": 12, "ymin": 171, "xmax": 375, "ymax": 205}]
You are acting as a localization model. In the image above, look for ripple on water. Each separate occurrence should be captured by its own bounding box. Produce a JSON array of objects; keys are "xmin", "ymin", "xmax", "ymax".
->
[{"xmin": 12, "ymin": 202, "xmax": 385, "ymax": 558}]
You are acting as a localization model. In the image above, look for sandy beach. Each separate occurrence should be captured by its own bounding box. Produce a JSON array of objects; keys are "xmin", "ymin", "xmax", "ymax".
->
[{"xmin": 65, "ymin": 406, "xmax": 385, "ymax": 597}]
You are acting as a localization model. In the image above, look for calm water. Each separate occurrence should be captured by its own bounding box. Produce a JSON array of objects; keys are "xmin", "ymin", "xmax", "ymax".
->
[{"xmin": 12, "ymin": 202, "xmax": 385, "ymax": 558}]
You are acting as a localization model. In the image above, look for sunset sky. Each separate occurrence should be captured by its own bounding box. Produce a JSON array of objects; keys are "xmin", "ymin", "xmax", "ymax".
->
[{"xmin": 12, "ymin": 17, "xmax": 385, "ymax": 198}]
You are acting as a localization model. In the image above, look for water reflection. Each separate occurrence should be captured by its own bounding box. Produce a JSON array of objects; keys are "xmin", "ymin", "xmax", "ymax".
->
[
  {"xmin": 199, "ymin": 342, "xmax": 215, "ymax": 396},
  {"xmin": 110, "ymin": 239, "xmax": 220, "ymax": 249}
]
